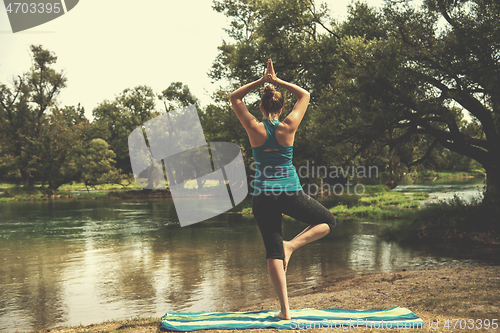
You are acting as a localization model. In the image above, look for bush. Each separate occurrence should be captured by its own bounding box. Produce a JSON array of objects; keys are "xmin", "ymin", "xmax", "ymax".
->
[{"xmin": 382, "ymin": 194, "xmax": 500, "ymax": 244}]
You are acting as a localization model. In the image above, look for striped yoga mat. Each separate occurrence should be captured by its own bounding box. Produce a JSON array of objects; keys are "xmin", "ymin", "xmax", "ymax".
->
[{"xmin": 161, "ymin": 306, "xmax": 425, "ymax": 331}]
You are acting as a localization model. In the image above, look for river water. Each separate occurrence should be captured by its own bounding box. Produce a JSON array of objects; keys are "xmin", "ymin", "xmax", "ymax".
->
[{"xmin": 0, "ymin": 179, "xmax": 493, "ymax": 332}]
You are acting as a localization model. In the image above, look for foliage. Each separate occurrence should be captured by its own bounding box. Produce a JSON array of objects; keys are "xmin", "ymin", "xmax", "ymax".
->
[
  {"xmin": 0, "ymin": 46, "xmax": 143, "ymax": 191},
  {"xmin": 79, "ymin": 138, "xmax": 122, "ymax": 191},
  {"xmin": 91, "ymin": 85, "xmax": 159, "ymax": 174},
  {"xmin": 333, "ymin": 0, "xmax": 500, "ymax": 197},
  {"xmin": 36, "ymin": 105, "xmax": 90, "ymax": 189},
  {"xmin": 0, "ymin": 45, "xmax": 68, "ymax": 186},
  {"xmin": 383, "ymin": 193, "xmax": 500, "ymax": 244},
  {"xmin": 159, "ymin": 82, "xmax": 201, "ymax": 112},
  {"xmin": 209, "ymin": 0, "xmax": 500, "ymax": 201}
]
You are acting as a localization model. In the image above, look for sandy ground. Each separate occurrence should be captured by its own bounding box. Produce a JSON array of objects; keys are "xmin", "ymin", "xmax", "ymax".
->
[{"xmin": 31, "ymin": 265, "xmax": 500, "ymax": 333}]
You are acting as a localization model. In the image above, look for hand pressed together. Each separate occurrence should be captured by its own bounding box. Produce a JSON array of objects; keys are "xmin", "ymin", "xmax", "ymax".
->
[{"xmin": 263, "ymin": 58, "xmax": 278, "ymax": 83}]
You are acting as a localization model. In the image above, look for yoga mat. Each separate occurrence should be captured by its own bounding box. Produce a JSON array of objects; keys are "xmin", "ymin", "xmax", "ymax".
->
[{"xmin": 161, "ymin": 306, "xmax": 425, "ymax": 331}]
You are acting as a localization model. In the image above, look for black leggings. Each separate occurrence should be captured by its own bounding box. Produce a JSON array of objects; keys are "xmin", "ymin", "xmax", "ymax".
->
[{"xmin": 252, "ymin": 190, "xmax": 336, "ymax": 260}]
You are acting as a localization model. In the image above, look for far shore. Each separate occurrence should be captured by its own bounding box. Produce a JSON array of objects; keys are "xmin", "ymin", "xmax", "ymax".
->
[
  {"xmin": 0, "ymin": 171, "xmax": 484, "ymax": 204},
  {"xmin": 30, "ymin": 264, "xmax": 500, "ymax": 333}
]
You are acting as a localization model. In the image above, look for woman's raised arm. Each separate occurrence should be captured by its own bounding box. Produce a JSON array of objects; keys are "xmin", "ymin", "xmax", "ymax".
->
[
  {"xmin": 229, "ymin": 63, "xmax": 269, "ymax": 131},
  {"xmin": 266, "ymin": 59, "xmax": 310, "ymax": 132}
]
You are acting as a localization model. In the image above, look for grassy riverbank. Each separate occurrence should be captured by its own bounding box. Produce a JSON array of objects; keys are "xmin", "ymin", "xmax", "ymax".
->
[
  {"xmin": 0, "ymin": 181, "xmax": 144, "ymax": 202},
  {"xmin": 0, "ymin": 169, "xmax": 484, "ymax": 203},
  {"xmin": 408, "ymin": 170, "xmax": 485, "ymax": 179},
  {"xmin": 0, "ymin": 182, "xmax": 426, "ymax": 222},
  {"xmin": 28, "ymin": 265, "xmax": 500, "ymax": 333},
  {"xmin": 382, "ymin": 195, "xmax": 500, "ymax": 246},
  {"xmin": 329, "ymin": 185, "xmax": 426, "ymax": 220},
  {"xmin": 239, "ymin": 185, "xmax": 428, "ymax": 221}
]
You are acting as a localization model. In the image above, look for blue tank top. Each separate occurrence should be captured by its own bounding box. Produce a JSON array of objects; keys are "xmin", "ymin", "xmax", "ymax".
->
[{"xmin": 251, "ymin": 120, "xmax": 302, "ymax": 194}]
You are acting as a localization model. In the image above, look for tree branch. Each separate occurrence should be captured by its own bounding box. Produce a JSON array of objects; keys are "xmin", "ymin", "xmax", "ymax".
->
[
  {"xmin": 300, "ymin": 0, "xmax": 341, "ymax": 40},
  {"xmin": 423, "ymin": 74, "xmax": 499, "ymax": 151},
  {"xmin": 416, "ymin": 124, "xmax": 489, "ymax": 165},
  {"xmin": 407, "ymin": 139, "xmax": 438, "ymax": 168}
]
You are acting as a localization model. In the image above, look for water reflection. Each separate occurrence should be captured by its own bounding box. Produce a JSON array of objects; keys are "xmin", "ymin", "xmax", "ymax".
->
[
  {"xmin": 0, "ymin": 183, "xmax": 491, "ymax": 332},
  {"xmin": 393, "ymin": 178, "xmax": 485, "ymax": 204}
]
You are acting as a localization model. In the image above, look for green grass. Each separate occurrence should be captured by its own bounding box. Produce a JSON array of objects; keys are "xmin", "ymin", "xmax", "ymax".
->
[
  {"xmin": 241, "ymin": 207, "xmax": 253, "ymax": 215},
  {"xmin": 364, "ymin": 188, "xmax": 428, "ymax": 205},
  {"xmin": 412, "ymin": 170, "xmax": 485, "ymax": 179},
  {"xmin": 76, "ymin": 190, "xmax": 113, "ymax": 199},
  {"xmin": 412, "ymin": 192, "xmax": 430, "ymax": 200},
  {"xmin": 0, "ymin": 183, "xmax": 18, "ymax": 190},
  {"xmin": 330, "ymin": 203, "xmax": 419, "ymax": 220},
  {"xmin": 333, "ymin": 185, "xmax": 424, "ymax": 219},
  {"xmin": 0, "ymin": 185, "xmax": 46, "ymax": 201},
  {"xmin": 1, "ymin": 185, "xmax": 78, "ymax": 200},
  {"xmin": 242, "ymin": 185, "xmax": 425, "ymax": 221},
  {"xmin": 0, "ymin": 182, "xmax": 130, "ymax": 202},
  {"xmin": 59, "ymin": 180, "xmax": 141, "ymax": 192},
  {"xmin": 402, "ymin": 201, "xmax": 421, "ymax": 208}
]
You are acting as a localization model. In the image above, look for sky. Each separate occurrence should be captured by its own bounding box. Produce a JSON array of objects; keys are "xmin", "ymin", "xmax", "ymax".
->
[{"xmin": 0, "ymin": 0, "xmax": 387, "ymax": 121}]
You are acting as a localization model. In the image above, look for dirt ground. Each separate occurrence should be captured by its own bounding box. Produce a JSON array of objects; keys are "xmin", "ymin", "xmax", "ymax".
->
[{"xmin": 32, "ymin": 265, "xmax": 500, "ymax": 333}]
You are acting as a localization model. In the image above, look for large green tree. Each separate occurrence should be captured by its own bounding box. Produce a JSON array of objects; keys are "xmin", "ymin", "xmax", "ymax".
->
[
  {"xmin": 36, "ymin": 105, "xmax": 89, "ymax": 189},
  {"xmin": 79, "ymin": 138, "xmax": 122, "ymax": 191},
  {"xmin": 159, "ymin": 82, "xmax": 201, "ymax": 112},
  {"xmin": 0, "ymin": 45, "xmax": 89, "ymax": 188},
  {"xmin": 329, "ymin": 0, "xmax": 499, "ymax": 199},
  {"xmin": 91, "ymin": 85, "xmax": 159, "ymax": 174}
]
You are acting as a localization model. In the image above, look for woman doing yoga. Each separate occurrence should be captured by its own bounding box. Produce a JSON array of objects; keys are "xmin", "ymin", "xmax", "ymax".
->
[{"xmin": 230, "ymin": 59, "xmax": 336, "ymax": 320}]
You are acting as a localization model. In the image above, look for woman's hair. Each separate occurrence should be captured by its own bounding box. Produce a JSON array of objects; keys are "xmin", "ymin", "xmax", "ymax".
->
[{"xmin": 260, "ymin": 85, "xmax": 284, "ymax": 121}]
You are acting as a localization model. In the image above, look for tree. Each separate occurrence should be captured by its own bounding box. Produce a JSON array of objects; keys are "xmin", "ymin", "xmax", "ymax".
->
[
  {"xmin": 0, "ymin": 45, "xmax": 98, "ymax": 190},
  {"xmin": 36, "ymin": 105, "xmax": 89, "ymax": 190},
  {"xmin": 0, "ymin": 45, "xmax": 81, "ymax": 187},
  {"xmin": 80, "ymin": 138, "xmax": 122, "ymax": 191},
  {"xmin": 91, "ymin": 85, "xmax": 159, "ymax": 174},
  {"xmin": 330, "ymin": 0, "xmax": 499, "ymax": 199},
  {"xmin": 159, "ymin": 82, "xmax": 200, "ymax": 112}
]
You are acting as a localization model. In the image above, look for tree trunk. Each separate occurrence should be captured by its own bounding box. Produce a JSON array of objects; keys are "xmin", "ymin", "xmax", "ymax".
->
[
  {"xmin": 48, "ymin": 178, "xmax": 59, "ymax": 190},
  {"xmin": 196, "ymin": 177, "xmax": 204, "ymax": 190},
  {"xmin": 484, "ymin": 165, "xmax": 500, "ymax": 204},
  {"xmin": 21, "ymin": 169, "xmax": 35, "ymax": 187}
]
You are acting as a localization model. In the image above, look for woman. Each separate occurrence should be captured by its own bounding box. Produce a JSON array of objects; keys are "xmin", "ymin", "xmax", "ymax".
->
[{"xmin": 230, "ymin": 59, "xmax": 336, "ymax": 320}]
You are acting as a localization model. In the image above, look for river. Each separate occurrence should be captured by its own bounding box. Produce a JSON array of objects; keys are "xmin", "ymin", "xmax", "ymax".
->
[{"xmin": 0, "ymin": 178, "xmax": 492, "ymax": 332}]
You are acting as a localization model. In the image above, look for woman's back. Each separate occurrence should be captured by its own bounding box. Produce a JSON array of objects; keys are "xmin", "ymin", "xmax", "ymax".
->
[
  {"xmin": 247, "ymin": 119, "xmax": 296, "ymax": 148},
  {"xmin": 251, "ymin": 120, "xmax": 301, "ymax": 194}
]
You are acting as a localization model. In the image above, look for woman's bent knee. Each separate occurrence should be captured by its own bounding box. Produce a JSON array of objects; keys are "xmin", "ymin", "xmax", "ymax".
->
[{"xmin": 326, "ymin": 215, "xmax": 336, "ymax": 232}]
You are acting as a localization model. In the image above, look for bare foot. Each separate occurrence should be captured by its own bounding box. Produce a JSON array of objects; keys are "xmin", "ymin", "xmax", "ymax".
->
[
  {"xmin": 274, "ymin": 311, "xmax": 291, "ymax": 320},
  {"xmin": 282, "ymin": 241, "xmax": 293, "ymax": 273}
]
